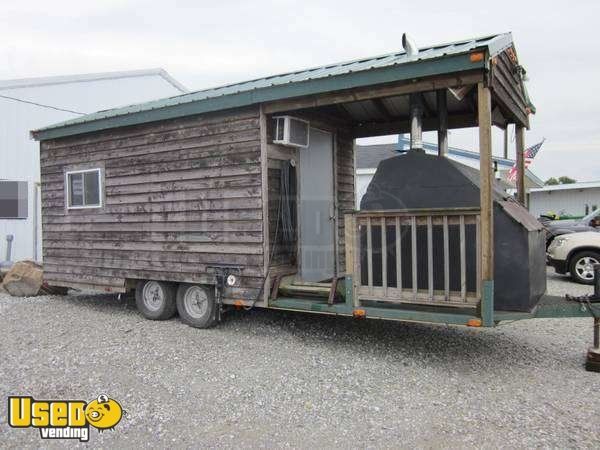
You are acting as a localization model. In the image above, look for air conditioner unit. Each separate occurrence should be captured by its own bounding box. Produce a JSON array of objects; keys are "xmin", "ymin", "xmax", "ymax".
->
[{"xmin": 272, "ymin": 116, "xmax": 309, "ymax": 148}]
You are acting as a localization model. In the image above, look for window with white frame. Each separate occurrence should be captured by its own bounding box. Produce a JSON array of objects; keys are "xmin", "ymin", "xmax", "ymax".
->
[{"xmin": 66, "ymin": 169, "xmax": 102, "ymax": 209}]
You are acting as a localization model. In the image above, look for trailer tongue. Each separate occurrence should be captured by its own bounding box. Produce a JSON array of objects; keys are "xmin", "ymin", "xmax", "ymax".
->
[{"xmin": 565, "ymin": 265, "xmax": 600, "ymax": 372}]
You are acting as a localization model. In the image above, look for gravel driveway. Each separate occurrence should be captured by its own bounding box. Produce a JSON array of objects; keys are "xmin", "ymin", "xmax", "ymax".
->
[{"xmin": 1, "ymin": 268, "xmax": 598, "ymax": 448}]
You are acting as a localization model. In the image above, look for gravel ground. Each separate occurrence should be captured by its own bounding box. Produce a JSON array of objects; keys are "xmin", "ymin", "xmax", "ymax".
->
[{"xmin": 1, "ymin": 268, "xmax": 598, "ymax": 448}]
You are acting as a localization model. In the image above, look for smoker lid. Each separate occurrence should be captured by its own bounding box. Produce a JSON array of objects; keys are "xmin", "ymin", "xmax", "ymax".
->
[
  {"xmin": 360, "ymin": 150, "xmax": 506, "ymax": 211},
  {"xmin": 498, "ymin": 200, "xmax": 544, "ymax": 231},
  {"xmin": 360, "ymin": 150, "xmax": 544, "ymax": 232}
]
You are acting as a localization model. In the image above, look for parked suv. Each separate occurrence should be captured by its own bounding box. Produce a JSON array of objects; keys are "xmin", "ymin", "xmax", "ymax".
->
[
  {"xmin": 542, "ymin": 209, "xmax": 600, "ymax": 242},
  {"xmin": 547, "ymin": 231, "xmax": 600, "ymax": 284}
]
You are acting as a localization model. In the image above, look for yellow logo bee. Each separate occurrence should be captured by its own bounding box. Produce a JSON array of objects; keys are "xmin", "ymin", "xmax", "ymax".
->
[{"xmin": 84, "ymin": 394, "xmax": 123, "ymax": 431}]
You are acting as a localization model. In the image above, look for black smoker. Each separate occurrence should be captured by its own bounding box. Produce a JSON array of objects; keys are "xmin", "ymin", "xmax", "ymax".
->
[{"xmin": 360, "ymin": 150, "xmax": 546, "ymax": 312}]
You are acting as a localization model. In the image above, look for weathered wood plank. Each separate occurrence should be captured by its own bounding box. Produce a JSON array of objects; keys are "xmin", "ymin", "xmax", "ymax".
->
[
  {"xmin": 335, "ymin": 131, "xmax": 355, "ymax": 271},
  {"xmin": 478, "ymin": 83, "xmax": 494, "ymax": 285},
  {"xmin": 460, "ymin": 214, "xmax": 467, "ymax": 302},
  {"xmin": 41, "ymin": 174, "xmax": 262, "ymax": 198},
  {"xmin": 43, "ymin": 197, "xmax": 262, "ymax": 213},
  {"xmin": 411, "ymin": 216, "xmax": 417, "ymax": 299},
  {"xmin": 42, "ymin": 162, "xmax": 261, "ymax": 186},
  {"xmin": 43, "ymin": 272, "xmax": 126, "ymax": 287},
  {"xmin": 103, "ymin": 151, "xmax": 260, "ymax": 178},
  {"xmin": 42, "ymin": 209, "xmax": 262, "ymax": 224},
  {"xmin": 42, "ymin": 220, "xmax": 263, "ymax": 233},
  {"xmin": 43, "ymin": 198, "xmax": 261, "ymax": 216},
  {"xmin": 42, "ymin": 128, "xmax": 260, "ymax": 172},
  {"xmin": 395, "ymin": 216, "xmax": 402, "ymax": 291},
  {"xmin": 105, "ymin": 174, "xmax": 261, "ymax": 197},
  {"xmin": 443, "ymin": 215, "xmax": 450, "ymax": 301},
  {"xmin": 381, "ymin": 217, "xmax": 387, "ymax": 295},
  {"xmin": 43, "ymin": 239, "xmax": 263, "ymax": 254},
  {"xmin": 427, "ymin": 215, "xmax": 433, "ymax": 300},
  {"xmin": 43, "ymin": 263, "xmax": 265, "ymax": 287},
  {"xmin": 42, "ymin": 107, "xmax": 259, "ymax": 152},
  {"xmin": 43, "ymin": 247, "xmax": 263, "ymax": 266},
  {"xmin": 42, "ymin": 230, "xmax": 263, "ymax": 244},
  {"xmin": 367, "ymin": 217, "xmax": 373, "ymax": 293}
]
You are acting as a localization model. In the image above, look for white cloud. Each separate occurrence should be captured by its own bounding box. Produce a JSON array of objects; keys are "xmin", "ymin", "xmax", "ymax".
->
[{"xmin": 2, "ymin": 0, "xmax": 599, "ymax": 180}]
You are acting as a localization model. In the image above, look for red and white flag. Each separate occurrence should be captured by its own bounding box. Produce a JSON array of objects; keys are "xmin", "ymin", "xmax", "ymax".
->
[{"xmin": 507, "ymin": 139, "xmax": 545, "ymax": 182}]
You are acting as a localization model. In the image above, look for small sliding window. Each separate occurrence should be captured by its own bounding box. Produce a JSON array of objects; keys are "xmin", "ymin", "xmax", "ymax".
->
[{"xmin": 66, "ymin": 169, "xmax": 102, "ymax": 209}]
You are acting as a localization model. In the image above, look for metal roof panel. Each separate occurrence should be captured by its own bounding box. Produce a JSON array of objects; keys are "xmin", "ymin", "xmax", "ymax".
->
[{"xmin": 32, "ymin": 33, "xmax": 514, "ymax": 141}]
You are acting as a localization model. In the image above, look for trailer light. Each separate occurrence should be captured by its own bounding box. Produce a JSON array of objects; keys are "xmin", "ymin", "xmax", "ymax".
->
[
  {"xmin": 234, "ymin": 300, "xmax": 245, "ymax": 310},
  {"xmin": 467, "ymin": 319, "xmax": 482, "ymax": 327},
  {"xmin": 226, "ymin": 274, "xmax": 237, "ymax": 286},
  {"xmin": 470, "ymin": 51, "xmax": 485, "ymax": 63},
  {"xmin": 353, "ymin": 309, "xmax": 366, "ymax": 319}
]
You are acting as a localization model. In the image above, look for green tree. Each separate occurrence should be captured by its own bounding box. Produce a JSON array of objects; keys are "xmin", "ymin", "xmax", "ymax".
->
[
  {"xmin": 558, "ymin": 176, "xmax": 576, "ymax": 184},
  {"xmin": 545, "ymin": 176, "xmax": 576, "ymax": 185}
]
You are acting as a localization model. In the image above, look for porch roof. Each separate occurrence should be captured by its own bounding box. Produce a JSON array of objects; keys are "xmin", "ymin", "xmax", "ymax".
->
[{"xmin": 32, "ymin": 33, "xmax": 526, "ymax": 141}]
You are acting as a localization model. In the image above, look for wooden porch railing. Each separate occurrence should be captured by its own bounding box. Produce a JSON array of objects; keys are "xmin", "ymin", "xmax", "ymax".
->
[{"xmin": 345, "ymin": 208, "xmax": 481, "ymax": 308}]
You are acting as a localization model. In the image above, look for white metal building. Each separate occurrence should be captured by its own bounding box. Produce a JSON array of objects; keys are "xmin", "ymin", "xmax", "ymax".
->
[
  {"xmin": 528, "ymin": 181, "xmax": 600, "ymax": 218},
  {"xmin": 0, "ymin": 69, "xmax": 187, "ymax": 262}
]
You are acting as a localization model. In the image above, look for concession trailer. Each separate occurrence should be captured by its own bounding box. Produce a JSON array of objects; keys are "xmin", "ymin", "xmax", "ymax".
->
[{"xmin": 31, "ymin": 32, "xmax": 599, "ymax": 368}]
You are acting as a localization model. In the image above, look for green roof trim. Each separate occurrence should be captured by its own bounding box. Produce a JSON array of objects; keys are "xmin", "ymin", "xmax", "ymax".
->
[{"xmin": 32, "ymin": 33, "xmax": 516, "ymax": 141}]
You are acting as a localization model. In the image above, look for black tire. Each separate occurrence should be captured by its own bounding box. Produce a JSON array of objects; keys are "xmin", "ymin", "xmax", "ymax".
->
[
  {"xmin": 135, "ymin": 280, "xmax": 177, "ymax": 320},
  {"xmin": 569, "ymin": 251, "xmax": 600, "ymax": 285},
  {"xmin": 176, "ymin": 284, "xmax": 217, "ymax": 328}
]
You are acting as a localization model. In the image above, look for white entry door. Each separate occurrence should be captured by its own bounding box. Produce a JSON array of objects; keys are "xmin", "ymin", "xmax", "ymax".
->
[{"xmin": 299, "ymin": 128, "xmax": 335, "ymax": 282}]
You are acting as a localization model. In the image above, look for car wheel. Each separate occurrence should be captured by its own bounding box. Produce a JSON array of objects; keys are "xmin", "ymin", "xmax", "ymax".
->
[
  {"xmin": 135, "ymin": 280, "xmax": 177, "ymax": 320},
  {"xmin": 568, "ymin": 251, "xmax": 600, "ymax": 285},
  {"xmin": 176, "ymin": 284, "xmax": 217, "ymax": 328}
]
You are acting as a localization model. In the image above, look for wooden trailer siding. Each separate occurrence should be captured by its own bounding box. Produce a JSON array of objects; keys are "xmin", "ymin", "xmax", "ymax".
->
[
  {"xmin": 335, "ymin": 132, "xmax": 355, "ymax": 272},
  {"xmin": 490, "ymin": 48, "xmax": 530, "ymax": 127},
  {"xmin": 40, "ymin": 106, "xmax": 265, "ymax": 300}
]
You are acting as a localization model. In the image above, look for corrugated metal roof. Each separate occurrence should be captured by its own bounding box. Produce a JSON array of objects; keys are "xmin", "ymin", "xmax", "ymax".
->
[
  {"xmin": 529, "ymin": 181, "xmax": 600, "ymax": 192},
  {"xmin": 1, "ymin": 68, "xmax": 187, "ymax": 93},
  {"xmin": 32, "ymin": 33, "xmax": 515, "ymax": 141}
]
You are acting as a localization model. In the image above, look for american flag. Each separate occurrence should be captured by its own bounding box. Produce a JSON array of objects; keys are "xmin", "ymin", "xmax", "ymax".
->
[{"xmin": 507, "ymin": 138, "xmax": 545, "ymax": 182}]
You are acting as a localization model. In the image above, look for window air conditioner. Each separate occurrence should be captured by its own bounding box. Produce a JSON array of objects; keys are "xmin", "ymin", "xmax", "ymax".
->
[{"xmin": 272, "ymin": 116, "xmax": 309, "ymax": 148}]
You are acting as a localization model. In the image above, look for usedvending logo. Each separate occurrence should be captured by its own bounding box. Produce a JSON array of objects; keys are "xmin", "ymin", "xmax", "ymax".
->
[{"xmin": 8, "ymin": 394, "xmax": 123, "ymax": 442}]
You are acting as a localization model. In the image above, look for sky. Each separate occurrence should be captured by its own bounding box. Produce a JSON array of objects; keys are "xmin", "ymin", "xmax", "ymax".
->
[{"xmin": 2, "ymin": 0, "xmax": 599, "ymax": 182}]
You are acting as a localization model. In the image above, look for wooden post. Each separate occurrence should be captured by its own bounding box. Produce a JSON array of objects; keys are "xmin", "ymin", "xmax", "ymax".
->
[
  {"xmin": 344, "ymin": 214, "xmax": 358, "ymax": 308},
  {"xmin": 478, "ymin": 83, "xmax": 494, "ymax": 327},
  {"xmin": 515, "ymin": 126, "xmax": 526, "ymax": 206},
  {"xmin": 259, "ymin": 105, "xmax": 270, "ymax": 307},
  {"xmin": 437, "ymin": 90, "xmax": 448, "ymax": 157},
  {"xmin": 503, "ymin": 126, "xmax": 509, "ymax": 159}
]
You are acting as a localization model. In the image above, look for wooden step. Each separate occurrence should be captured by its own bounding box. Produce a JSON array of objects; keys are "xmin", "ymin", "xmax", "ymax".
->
[
  {"xmin": 278, "ymin": 276, "xmax": 346, "ymax": 303},
  {"xmin": 279, "ymin": 283, "xmax": 331, "ymax": 298},
  {"xmin": 291, "ymin": 281, "xmax": 332, "ymax": 288}
]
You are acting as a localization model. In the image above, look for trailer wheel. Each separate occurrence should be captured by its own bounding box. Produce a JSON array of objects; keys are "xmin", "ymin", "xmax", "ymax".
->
[
  {"xmin": 135, "ymin": 280, "xmax": 177, "ymax": 320},
  {"xmin": 176, "ymin": 284, "xmax": 217, "ymax": 328},
  {"xmin": 569, "ymin": 251, "xmax": 600, "ymax": 285}
]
